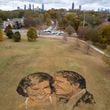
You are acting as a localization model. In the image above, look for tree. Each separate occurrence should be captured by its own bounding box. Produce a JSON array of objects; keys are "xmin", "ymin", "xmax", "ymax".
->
[
  {"xmin": 0, "ymin": 28, "xmax": 3, "ymax": 41},
  {"xmin": 98, "ymin": 24, "xmax": 110, "ymax": 48},
  {"xmin": 108, "ymin": 17, "xmax": 110, "ymax": 22},
  {"xmin": 27, "ymin": 27, "xmax": 37, "ymax": 41},
  {"xmin": 0, "ymin": 18, "xmax": 3, "ymax": 24},
  {"xmin": 44, "ymin": 12, "xmax": 51, "ymax": 26},
  {"xmin": 48, "ymin": 9, "xmax": 58, "ymax": 20},
  {"xmin": 58, "ymin": 17, "xmax": 68, "ymax": 30},
  {"xmin": 65, "ymin": 25, "xmax": 75, "ymax": 36},
  {"xmin": 85, "ymin": 14, "xmax": 102, "ymax": 27},
  {"xmin": 24, "ymin": 14, "xmax": 44, "ymax": 28},
  {"xmin": 85, "ymin": 41, "xmax": 92, "ymax": 54},
  {"xmin": 75, "ymin": 37, "xmax": 80, "ymax": 49},
  {"xmin": 45, "ymin": 18, "xmax": 51, "ymax": 26},
  {"xmin": 24, "ymin": 17, "xmax": 37, "ymax": 27},
  {"xmin": 59, "ymin": 13, "xmax": 80, "ymax": 32},
  {"xmin": 65, "ymin": 13, "xmax": 80, "ymax": 32},
  {"xmin": 4, "ymin": 25, "xmax": 13, "ymax": 39},
  {"xmin": 13, "ymin": 31, "xmax": 21, "ymax": 42}
]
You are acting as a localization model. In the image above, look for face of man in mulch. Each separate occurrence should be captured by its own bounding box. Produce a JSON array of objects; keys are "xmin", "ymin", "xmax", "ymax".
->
[{"xmin": 54, "ymin": 74, "xmax": 81, "ymax": 97}]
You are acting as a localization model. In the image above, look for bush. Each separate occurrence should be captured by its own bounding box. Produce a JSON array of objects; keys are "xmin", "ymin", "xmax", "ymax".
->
[
  {"xmin": 78, "ymin": 26, "xmax": 98, "ymax": 41},
  {"xmin": 93, "ymin": 42, "xmax": 107, "ymax": 49},
  {"xmin": 27, "ymin": 27, "xmax": 37, "ymax": 41},
  {"xmin": 6, "ymin": 30, "xmax": 14, "ymax": 39},
  {"xmin": 98, "ymin": 24, "xmax": 110, "ymax": 45},
  {"xmin": 13, "ymin": 31, "xmax": 21, "ymax": 42},
  {"xmin": 0, "ymin": 28, "xmax": 3, "ymax": 41},
  {"xmin": 65, "ymin": 25, "xmax": 75, "ymax": 36},
  {"xmin": 4, "ymin": 25, "xmax": 13, "ymax": 39},
  {"xmin": 4, "ymin": 25, "xmax": 12, "ymax": 33}
]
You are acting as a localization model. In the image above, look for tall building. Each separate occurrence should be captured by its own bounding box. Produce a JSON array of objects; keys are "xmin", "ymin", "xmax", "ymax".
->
[
  {"xmin": 42, "ymin": 3, "xmax": 44, "ymax": 11},
  {"xmin": 29, "ymin": 4, "xmax": 31, "ymax": 10},
  {"xmin": 72, "ymin": 2, "xmax": 74, "ymax": 10},
  {"xmin": 17, "ymin": 6, "xmax": 20, "ymax": 10},
  {"xmin": 79, "ymin": 5, "xmax": 81, "ymax": 10},
  {"xmin": 24, "ymin": 4, "xmax": 26, "ymax": 10},
  {"xmin": 32, "ymin": 4, "xmax": 34, "ymax": 12}
]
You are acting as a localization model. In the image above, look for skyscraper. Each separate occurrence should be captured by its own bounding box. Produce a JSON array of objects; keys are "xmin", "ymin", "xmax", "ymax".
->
[
  {"xmin": 29, "ymin": 4, "xmax": 31, "ymax": 10},
  {"xmin": 17, "ymin": 6, "xmax": 20, "ymax": 10},
  {"xmin": 32, "ymin": 4, "xmax": 34, "ymax": 12},
  {"xmin": 72, "ymin": 2, "xmax": 74, "ymax": 10},
  {"xmin": 79, "ymin": 5, "xmax": 81, "ymax": 10},
  {"xmin": 42, "ymin": 3, "xmax": 44, "ymax": 11},
  {"xmin": 24, "ymin": 4, "xmax": 26, "ymax": 10}
]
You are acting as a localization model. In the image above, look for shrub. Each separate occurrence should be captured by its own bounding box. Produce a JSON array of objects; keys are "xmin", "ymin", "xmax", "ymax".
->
[
  {"xmin": 4, "ymin": 25, "xmax": 12, "ymax": 33},
  {"xmin": 78, "ymin": 26, "xmax": 98, "ymax": 41},
  {"xmin": 93, "ymin": 42, "xmax": 107, "ymax": 49},
  {"xmin": 98, "ymin": 24, "xmax": 110, "ymax": 45},
  {"xmin": 0, "ymin": 28, "xmax": 3, "ymax": 41},
  {"xmin": 4, "ymin": 25, "xmax": 13, "ymax": 39},
  {"xmin": 77, "ymin": 26, "xmax": 88, "ymax": 39},
  {"xmin": 13, "ymin": 31, "xmax": 21, "ymax": 42},
  {"xmin": 27, "ymin": 27, "xmax": 37, "ymax": 41},
  {"xmin": 65, "ymin": 25, "xmax": 75, "ymax": 36},
  {"xmin": 6, "ymin": 30, "xmax": 14, "ymax": 39}
]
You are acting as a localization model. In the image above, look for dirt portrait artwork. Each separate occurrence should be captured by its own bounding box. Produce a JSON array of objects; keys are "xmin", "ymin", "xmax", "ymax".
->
[
  {"xmin": 54, "ymin": 70, "xmax": 95, "ymax": 110},
  {"xmin": 16, "ymin": 72, "xmax": 55, "ymax": 110},
  {"xmin": 1, "ymin": 1, "xmax": 110, "ymax": 110},
  {"xmin": 16, "ymin": 70, "xmax": 95, "ymax": 110}
]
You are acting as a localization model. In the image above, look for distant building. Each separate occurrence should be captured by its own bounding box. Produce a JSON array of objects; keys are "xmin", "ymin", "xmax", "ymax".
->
[
  {"xmin": 24, "ymin": 4, "xmax": 26, "ymax": 10},
  {"xmin": 29, "ymin": 4, "xmax": 31, "ymax": 10},
  {"xmin": 17, "ymin": 7, "xmax": 20, "ymax": 10},
  {"xmin": 42, "ymin": 3, "xmax": 44, "ymax": 11},
  {"xmin": 72, "ymin": 2, "xmax": 74, "ymax": 10},
  {"xmin": 79, "ymin": 5, "xmax": 81, "ymax": 10},
  {"xmin": 32, "ymin": 4, "xmax": 34, "ymax": 11}
]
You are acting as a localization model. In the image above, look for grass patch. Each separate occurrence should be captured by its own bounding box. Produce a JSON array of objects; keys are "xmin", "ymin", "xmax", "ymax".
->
[{"xmin": 0, "ymin": 38, "xmax": 110, "ymax": 110}]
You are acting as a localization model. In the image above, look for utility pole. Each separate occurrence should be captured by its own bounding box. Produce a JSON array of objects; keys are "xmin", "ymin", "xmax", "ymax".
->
[{"xmin": 83, "ymin": 11, "xmax": 85, "ymax": 27}]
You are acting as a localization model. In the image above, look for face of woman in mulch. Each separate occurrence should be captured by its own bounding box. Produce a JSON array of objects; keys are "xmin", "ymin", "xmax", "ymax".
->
[{"xmin": 26, "ymin": 80, "xmax": 51, "ymax": 101}]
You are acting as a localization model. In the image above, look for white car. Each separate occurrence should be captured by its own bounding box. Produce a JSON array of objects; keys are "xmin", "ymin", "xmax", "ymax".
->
[
  {"xmin": 43, "ymin": 26, "xmax": 53, "ymax": 32},
  {"xmin": 51, "ymin": 30, "xmax": 57, "ymax": 34},
  {"xmin": 56, "ymin": 31, "xmax": 64, "ymax": 35}
]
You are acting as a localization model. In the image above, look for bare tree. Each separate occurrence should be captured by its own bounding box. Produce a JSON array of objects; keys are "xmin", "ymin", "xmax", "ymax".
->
[
  {"xmin": 75, "ymin": 36, "xmax": 80, "ymax": 49},
  {"xmin": 85, "ymin": 41, "xmax": 92, "ymax": 54},
  {"xmin": 62, "ymin": 33, "xmax": 68, "ymax": 43}
]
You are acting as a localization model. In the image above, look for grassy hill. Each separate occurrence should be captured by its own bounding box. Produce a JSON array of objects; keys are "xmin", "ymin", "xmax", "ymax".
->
[{"xmin": 0, "ymin": 37, "xmax": 110, "ymax": 110}]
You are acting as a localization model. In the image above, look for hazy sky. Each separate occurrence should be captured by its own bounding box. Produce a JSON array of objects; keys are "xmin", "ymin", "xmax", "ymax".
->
[{"xmin": 0, "ymin": 0, "xmax": 109, "ymax": 11}]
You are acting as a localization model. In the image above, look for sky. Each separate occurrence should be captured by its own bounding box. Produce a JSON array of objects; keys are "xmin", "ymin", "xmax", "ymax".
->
[{"xmin": 0, "ymin": 0, "xmax": 110, "ymax": 11}]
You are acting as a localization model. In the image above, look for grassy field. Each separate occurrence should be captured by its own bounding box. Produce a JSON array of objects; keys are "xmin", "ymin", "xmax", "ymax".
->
[{"xmin": 0, "ymin": 37, "xmax": 110, "ymax": 110}]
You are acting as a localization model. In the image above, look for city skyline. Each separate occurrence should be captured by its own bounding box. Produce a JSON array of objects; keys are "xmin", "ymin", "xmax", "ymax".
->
[{"xmin": 0, "ymin": 0, "xmax": 110, "ymax": 11}]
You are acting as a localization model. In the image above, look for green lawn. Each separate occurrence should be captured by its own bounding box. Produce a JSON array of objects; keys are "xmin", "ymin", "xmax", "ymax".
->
[{"xmin": 0, "ymin": 37, "xmax": 110, "ymax": 110}]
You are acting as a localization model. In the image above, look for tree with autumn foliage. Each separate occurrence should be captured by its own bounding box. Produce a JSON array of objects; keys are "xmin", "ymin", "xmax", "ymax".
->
[{"xmin": 0, "ymin": 28, "xmax": 3, "ymax": 41}]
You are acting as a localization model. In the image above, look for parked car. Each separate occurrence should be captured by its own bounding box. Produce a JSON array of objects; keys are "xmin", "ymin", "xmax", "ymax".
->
[{"xmin": 43, "ymin": 26, "xmax": 53, "ymax": 32}]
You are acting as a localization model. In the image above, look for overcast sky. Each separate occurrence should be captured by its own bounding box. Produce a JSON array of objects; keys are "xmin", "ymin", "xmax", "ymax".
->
[{"xmin": 0, "ymin": 0, "xmax": 110, "ymax": 11}]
